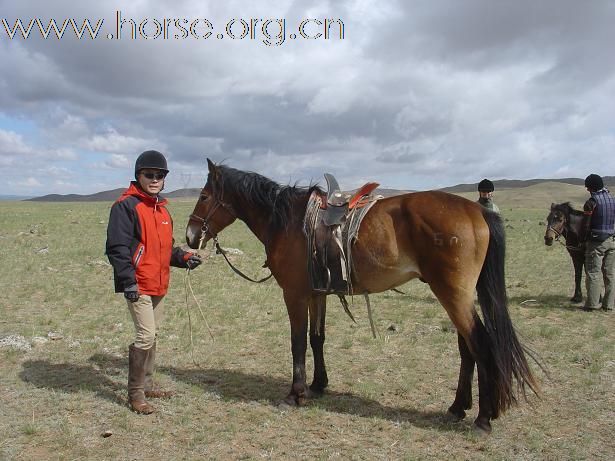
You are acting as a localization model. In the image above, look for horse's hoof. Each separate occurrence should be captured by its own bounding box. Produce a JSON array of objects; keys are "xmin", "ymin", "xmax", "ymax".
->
[
  {"xmin": 445, "ymin": 409, "xmax": 465, "ymax": 422},
  {"xmin": 282, "ymin": 395, "xmax": 298, "ymax": 407},
  {"xmin": 571, "ymin": 296, "xmax": 583, "ymax": 303},
  {"xmin": 282, "ymin": 391, "xmax": 310, "ymax": 407},
  {"xmin": 472, "ymin": 419, "xmax": 492, "ymax": 436},
  {"xmin": 309, "ymin": 384, "xmax": 326, "ymax": 397},
  {"xmin": 278, "ymin": 401, "xmax": 294, "ymax": 410}
]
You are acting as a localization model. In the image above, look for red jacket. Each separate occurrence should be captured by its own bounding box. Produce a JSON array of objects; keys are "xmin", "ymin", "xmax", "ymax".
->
[{"xmin": 106, "ymin": 182, "xmax": 190, "ymax": 296}]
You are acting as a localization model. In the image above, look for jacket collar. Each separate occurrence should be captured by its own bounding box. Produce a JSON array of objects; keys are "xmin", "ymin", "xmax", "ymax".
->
[
  {"xmin": 591, "ymin": 188, "xmax": 609, "ymax": 196},
  {"xmin": 119, "ymin": 181, "xmax": 168, "ymax": 207}
]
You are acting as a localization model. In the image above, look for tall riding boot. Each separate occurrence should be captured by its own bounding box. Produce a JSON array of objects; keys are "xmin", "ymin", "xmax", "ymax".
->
[
  {"xmin": 144, "ymin": 341, "xmax": 174, "ymax": 399},
  {"xmin": 128, "ymin": 344, "xmax": 155, "ymax": 414}
]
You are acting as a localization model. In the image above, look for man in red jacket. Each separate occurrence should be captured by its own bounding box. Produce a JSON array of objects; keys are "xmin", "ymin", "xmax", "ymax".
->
[{"xmin": 106, "ymin": 150, "xmax": 202, "ymax": 414}]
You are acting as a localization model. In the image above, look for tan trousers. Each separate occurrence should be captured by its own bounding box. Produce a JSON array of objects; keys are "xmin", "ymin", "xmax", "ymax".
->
[{"xmin": 126, "ymin": 294, "xmax": 165, "ymax": 349}]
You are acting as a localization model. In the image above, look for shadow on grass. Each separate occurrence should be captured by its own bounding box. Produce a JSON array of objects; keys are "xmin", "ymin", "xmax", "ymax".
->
[
  {"xmin": 20, "ymin": 353, "xmax": 471, "ymax": 432},
  {"xmin": 510, "ymin": 294, "xmax": 584, "ymax": 311},
  {"xmin": 19, "ymin": 357, "xmax": 124, "ymax": 406},
  {"xmin": 166, "ymin": 365, "xmax": 468, "ymax": 433}
]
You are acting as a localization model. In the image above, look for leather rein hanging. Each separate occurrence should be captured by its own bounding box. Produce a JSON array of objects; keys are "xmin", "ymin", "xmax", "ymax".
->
[{"xmin": 188, "ymin": 191, "xmax": 273, "ymax": 284}]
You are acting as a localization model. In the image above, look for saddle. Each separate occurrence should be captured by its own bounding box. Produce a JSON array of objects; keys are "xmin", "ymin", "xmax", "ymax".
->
[
  {"xmin": 304, "ymin": 173, "xmax": 380, "ymax": 295},
  {"xmin": 322, "ymin": 173, "xmax": 379, "ymax": 226}
]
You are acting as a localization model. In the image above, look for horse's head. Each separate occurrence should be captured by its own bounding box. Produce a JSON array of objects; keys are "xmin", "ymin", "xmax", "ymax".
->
[
  {"xmin": 544, "ymin": 202, "xmax": 567, "ymax": 246},
  {"xmin": 186, "ymin": 159, "xmax": 237, "ymax": 249}
]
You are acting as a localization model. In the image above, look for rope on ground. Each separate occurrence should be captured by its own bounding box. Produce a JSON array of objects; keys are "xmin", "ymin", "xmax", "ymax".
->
[{"xmin": 183, "ymin": 268, "xmax": 214, "ymax": 366}]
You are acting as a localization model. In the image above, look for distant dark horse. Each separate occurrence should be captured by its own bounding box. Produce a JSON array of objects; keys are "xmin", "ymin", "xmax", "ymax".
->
[
  {"xmin": 544, "ymin": 203, "xmax": 586, "ymax": 302},
  {"xmin": 186, "ymin": 160, "xmax": 539, "ymax": 434}
]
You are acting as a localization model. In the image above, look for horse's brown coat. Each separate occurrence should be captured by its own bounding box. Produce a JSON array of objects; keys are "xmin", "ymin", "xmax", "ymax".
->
[{"xmin": 186, "ymin": 160, "xmax": 538, "ymax": 434}]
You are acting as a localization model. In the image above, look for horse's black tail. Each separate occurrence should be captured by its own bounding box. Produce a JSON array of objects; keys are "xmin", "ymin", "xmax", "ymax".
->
[{"xmin": 476, "ymin": 210, "xmax": 540, "ymax": 417}]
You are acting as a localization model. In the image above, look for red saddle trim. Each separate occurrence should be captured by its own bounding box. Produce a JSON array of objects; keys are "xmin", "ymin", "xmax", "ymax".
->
[
  {"xmin": 316, "ymin": 182, "xmax": 379, "ymax": 210},
  {"xmin": 348, "ymin": 182, "xmax": 379, "ymax": 209}
]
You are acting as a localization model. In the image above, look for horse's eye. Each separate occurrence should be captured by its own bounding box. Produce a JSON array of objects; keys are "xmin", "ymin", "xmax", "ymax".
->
[{"xmin": 200, "ymin": 194, "xmax": 209, "ymax": 202}]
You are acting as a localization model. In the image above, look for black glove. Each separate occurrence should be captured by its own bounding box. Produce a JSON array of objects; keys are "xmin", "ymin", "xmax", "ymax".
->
[
  {"xmin": 124, "ymin": 285, "xmax": 140, "ymax": 302},
  {"xmin": 186, "ymin": 254, "xmax": 203, "ymax": 270}
]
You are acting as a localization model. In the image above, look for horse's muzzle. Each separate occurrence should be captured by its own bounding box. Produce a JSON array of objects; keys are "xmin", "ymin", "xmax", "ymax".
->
[
  {"xmin": 185, "ymin": 225, "xmax": 204, "ymax": 249},
  {"xmin": 544, "ymin": 236, "xmax": 554, "ymax": 246}
]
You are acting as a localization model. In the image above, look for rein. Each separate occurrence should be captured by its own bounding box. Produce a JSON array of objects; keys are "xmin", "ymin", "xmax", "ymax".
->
[
  {"xmin": 189, "ymin": 195, "xmax": 273, "ymax": 284},
  {"xmin": 182, "ymin": 192, "xmax": 272, "ymax": 363},
  {"xmin": 182, "ymin": 267, "xmax": 214, "ymax": 366}
]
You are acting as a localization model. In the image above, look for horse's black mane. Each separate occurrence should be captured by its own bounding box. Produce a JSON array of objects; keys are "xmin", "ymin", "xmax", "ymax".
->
[
  {"xmin": 552, "ymin": 202, "xmax": 584, "ymax": 216},
  {"xmin": 216, "ymin": 165, "xmax": 324, "ymax": 230}
]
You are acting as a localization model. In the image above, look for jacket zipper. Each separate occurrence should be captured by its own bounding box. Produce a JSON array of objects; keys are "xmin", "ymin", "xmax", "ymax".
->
[
  {"xmin": 155, "ymin": 196, "xmax": 163, "ymax": 289},
  {"xmin": 134, "ymin": 245, "xmax": 145, "ymax": 268}
]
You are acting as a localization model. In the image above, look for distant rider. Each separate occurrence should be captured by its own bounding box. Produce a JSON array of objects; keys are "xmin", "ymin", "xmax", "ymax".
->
[{"xmin": 477, "ymin": 179, "xmax": 500, "ymax": 213}]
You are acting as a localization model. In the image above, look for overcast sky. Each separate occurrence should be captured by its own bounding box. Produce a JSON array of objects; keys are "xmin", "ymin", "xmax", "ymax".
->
[{"xmin": 1, "ymin": 0, "xmax": 614, "ymax": 196}]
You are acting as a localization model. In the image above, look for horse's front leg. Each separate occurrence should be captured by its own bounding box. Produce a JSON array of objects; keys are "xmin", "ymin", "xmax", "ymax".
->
[
  {"xmin": 570, "ymin": 251, "xmax": 584, "ymax": 302},
  {"xmin": 283, "ymin": 290, "xmax": 310, "ymax": 406},
  {"xmin": 309, "ymin": 294, "xmax": 328, "ymax": 395}
]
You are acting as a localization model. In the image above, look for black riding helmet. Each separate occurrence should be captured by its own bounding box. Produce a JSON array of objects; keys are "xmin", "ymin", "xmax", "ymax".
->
[
  {"xmin": 134, "ymin": 150, "xmax": 169, "ymax": 179},
  {"xmin": 477, "ymin": 178, "xmax": 494, "ymax": 192},
  {"xmin": 584, "ymin": 174, "xmax": 603, "ymax": 191}
]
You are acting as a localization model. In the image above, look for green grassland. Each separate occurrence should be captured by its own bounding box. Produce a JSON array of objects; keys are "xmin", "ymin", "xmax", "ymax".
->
[{"xmin": 0, "ymin": 183, "xmax": 613, "ymax": 460}]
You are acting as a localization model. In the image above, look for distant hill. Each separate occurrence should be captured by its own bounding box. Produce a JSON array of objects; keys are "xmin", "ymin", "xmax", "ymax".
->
[
  {"xmin": 24, "ymin": 177, "xmax": 615, "ymax": 202},
  {"xmin": 373, "ymin": 188, "xmax": 411, "ymax": 197},
  {"xmin": 26, "ymin": 187, "xmax": 202, "ymax": 202},
  {"xmin": 441, "ymin": 177, "xmax": 615, "ymax": 193},
  {"xmin": 166, "ymin": 188, "xmax": 202, "ymax": 198},
  {"xmin": 26, "ymin": 186, "xmax": 403, "ymax": 202},
  {"xmin": 454, "ymin": 181, "xmax": 591, "ymax": 210},
  {"xmin": 26, "ymin": 188, "xmax": 127, "ymax": 202}
]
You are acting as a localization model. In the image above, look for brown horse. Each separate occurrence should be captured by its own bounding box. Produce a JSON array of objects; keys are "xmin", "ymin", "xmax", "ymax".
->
[
  {"xmin": 186, "ymin": 160, "xmax": 539, "ymax": 434},
  {"xmin": 544, "ymin": 203, "xmax": 586, "ymax": 302}
]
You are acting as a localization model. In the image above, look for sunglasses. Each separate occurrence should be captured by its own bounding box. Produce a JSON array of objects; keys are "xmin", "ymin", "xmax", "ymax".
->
[{"xmin": 141, "ymin": 172, "xmax": 166, "ymax": 180}]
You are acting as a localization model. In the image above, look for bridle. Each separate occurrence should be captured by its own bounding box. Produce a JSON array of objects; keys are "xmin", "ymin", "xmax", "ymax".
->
[
  {"xmin": 546, "ymin": 213, "xmax": 583, "ymax": 251},
  {"xmin": 188, "ymin": 185, "xmax": 272, "ymax": 283},
  {"xmin": 188, "ymin": 185, "xmax": 236, "ymax": 250},
  {"xmin": 546, "ymin": 221, "xmax": 566, "ymax": 244}
]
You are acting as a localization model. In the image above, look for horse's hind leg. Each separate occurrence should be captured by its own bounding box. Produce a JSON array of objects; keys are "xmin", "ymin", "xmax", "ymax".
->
[
  {"xmin": 283, "ymin": 290, "xmax": 310, "ymax": 406},
  {"xmin": 430, "ymin": 284, "xmax": 495, "ymax": 433},
  {"xmin": 470, "ymin": 319, "xmax": 497, "ymax": 434},
  {"xmin": 456, "ymin": 314, "xmax": 496, "ymax": 433},
  {"xmin": 309, "ymin": 294, "xmax": 328, "ymax": 394},
  {"xmin": 447, "ymin": 332, "xmax": 475, "ymax": 420}
]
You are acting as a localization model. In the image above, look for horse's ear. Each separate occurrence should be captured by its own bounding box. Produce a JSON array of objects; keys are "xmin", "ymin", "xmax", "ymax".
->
[
  {"xmin": 206, "ymin": 158, "xmax": 219, "ymax": 180},
  {"xmin": 207, "ymin": 158, "xmax": 216, "ymax": 173},
  {"xmin": 550, "ymin": 202, "xmax": 555, "ymax": 210}
]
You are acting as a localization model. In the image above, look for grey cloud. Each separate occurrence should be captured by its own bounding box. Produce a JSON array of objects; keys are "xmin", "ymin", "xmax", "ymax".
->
[{"xmin": 0, "ymin": 0, "xmax": 614, "ymax": 195}]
